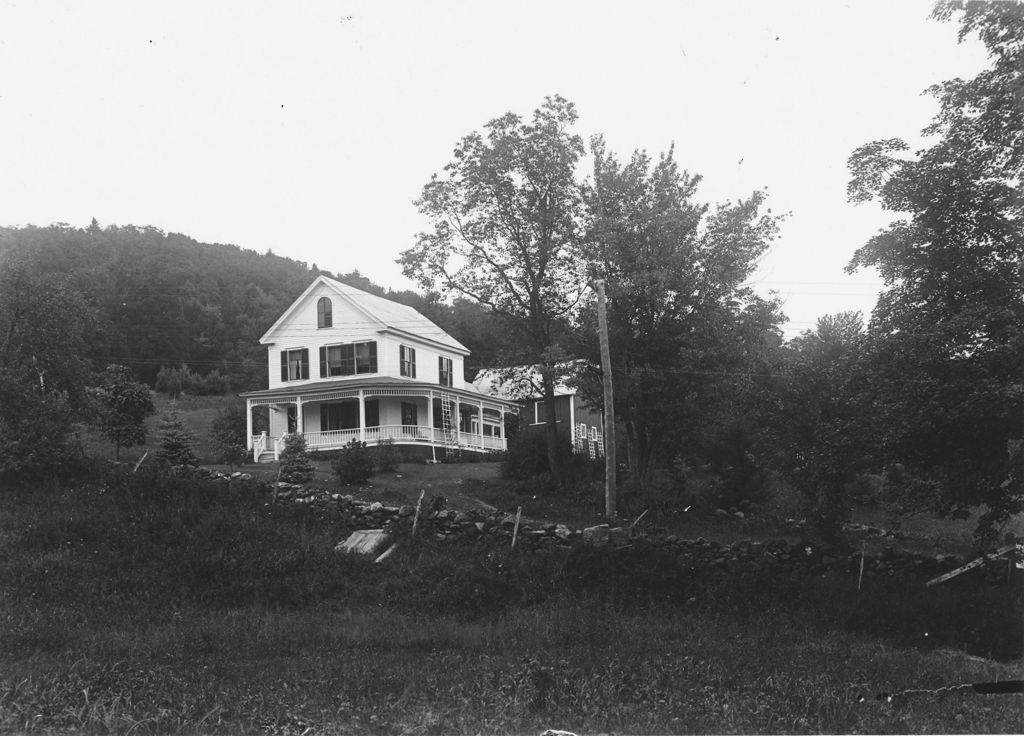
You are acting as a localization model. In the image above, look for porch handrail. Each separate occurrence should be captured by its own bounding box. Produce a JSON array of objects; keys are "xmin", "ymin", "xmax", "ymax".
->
[
  {"xmin": 273, "ymin": 434, "xmax": 288, "ymax": 461},
  {"xmin": 261, "ymin": 426, "xmax": 507, "ymax": 459},
  {"xmin": 251, "ymin": 432, "xmax": 267, "ymax": 462}
]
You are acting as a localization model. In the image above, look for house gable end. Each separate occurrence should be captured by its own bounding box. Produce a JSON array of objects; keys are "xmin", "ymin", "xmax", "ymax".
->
[{"xmin": 260, "ymin": 276, "xmax": 386, "ymax": 346}]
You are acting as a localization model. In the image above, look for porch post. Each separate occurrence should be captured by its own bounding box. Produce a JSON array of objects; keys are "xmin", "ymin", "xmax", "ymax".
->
[
  {"xmin": 295, "ymin": 397, "xmax": 303, "ymax": 434},
  {"xmin": 358, "ymin": 390, "xmax": 366, "ymax": 442},
  {"xmin": 246, "ymin": 399, "xmax": 253, "ymax": 450},
  {"xmin": 454, "ymin": 396, "xmax": 461, "ymax": 444},
  {"xmin": 428, "ymin": 391, "xmax": 437, "ymax": 463},
  {"xmin": 569, "ymin": 395, "xmax": 577, "ymax": 452},
  {"xmin": 478, "ymin": 401, "xmax": 484, "ymax": 449},
  {"xmin": 427, "ymin": 391, "xmax": 435, "ymax": 442},
  {"xmin": 499, "ymin": 407, "xmax": 506, "ymax": 450}
]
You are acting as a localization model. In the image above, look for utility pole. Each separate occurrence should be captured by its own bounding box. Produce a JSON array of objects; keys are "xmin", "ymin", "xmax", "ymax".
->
[{"xmin": 594, "ymin": 279, "xmax": 616, "ymax": 521}]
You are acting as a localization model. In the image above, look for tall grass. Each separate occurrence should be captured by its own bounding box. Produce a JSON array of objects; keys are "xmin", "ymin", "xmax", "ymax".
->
[{"xmin": 1, "ymin": 470, "xmax": 1021, "ymax": 734}]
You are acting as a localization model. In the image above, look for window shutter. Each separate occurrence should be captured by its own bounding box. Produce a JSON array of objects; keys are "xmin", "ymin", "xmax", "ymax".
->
[
  {"xmin": 300, "ymin": 349, "xmax": 309, "ymax": 380},
  {"xmin": 280, "ymin": 351, "xmax": 288, "ymax": 382},
  {"xmin": 319, "ymin": 347, "xmax": 327, "ymax": 378}
]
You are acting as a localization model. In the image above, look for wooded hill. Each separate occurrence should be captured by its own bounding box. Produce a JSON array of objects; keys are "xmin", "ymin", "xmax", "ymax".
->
[{"xmin": 0, "ymin": 223, "xmax": 501, "ymax": 391}]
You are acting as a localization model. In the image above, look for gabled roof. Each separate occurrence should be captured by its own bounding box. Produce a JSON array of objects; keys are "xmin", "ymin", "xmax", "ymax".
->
[
  {"xmin": 260, "ymin": 275, "xmax": 469, "ymax": 354},
  {"xmin": 472, "ymin": 364, "xmax": 581, "ymax": 400}
]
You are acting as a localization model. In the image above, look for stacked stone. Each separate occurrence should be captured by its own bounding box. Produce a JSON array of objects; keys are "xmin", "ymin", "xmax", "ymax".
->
[{"xmin": 272, "ymin": 486, "xmax": 970, "ymax": 580}]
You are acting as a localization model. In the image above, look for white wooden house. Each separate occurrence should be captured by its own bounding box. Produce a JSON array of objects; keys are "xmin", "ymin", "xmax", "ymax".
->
[{"xmin": 241, "ymin": 275, "xmax": 519, "ymax": 462}]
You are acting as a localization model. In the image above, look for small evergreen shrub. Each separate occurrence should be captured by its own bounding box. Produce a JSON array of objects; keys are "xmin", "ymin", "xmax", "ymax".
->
[
  {"xmin": 331, "ymin": 439, "xmax": 374, "ymax": 485},
  {"xmin": 278, "ymin": 433, "xmax": 315, "ymax": 484},
  {"xmin": 375, "ymin": 437, "xmax": 400, "ymax": 473},
  {"xmin": 155, "ymin": 412, "xmax": 198, "ymax": 467}
]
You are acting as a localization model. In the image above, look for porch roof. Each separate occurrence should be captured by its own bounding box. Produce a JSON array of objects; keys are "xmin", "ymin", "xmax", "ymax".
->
[{"xmin": 240, "ymin": 377, "xmax": 520, "ymax": 410}]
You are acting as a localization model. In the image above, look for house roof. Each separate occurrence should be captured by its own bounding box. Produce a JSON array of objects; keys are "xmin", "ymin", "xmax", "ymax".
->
[
  {"xmin": 240, "ymin": 375, "xmax": 518, "ymax": 409},
  {"xmin": 472, "ymin": 364, "xmax": 579, "ymax": 401},
  {"xmin": 260, "ymin": 275, "xmax": 469, "ymax": 354}
]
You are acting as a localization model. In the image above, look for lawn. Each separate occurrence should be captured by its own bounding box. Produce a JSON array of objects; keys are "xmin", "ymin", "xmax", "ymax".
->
[
  {"xmin": 1, "ymin": 466, "xmax": 1021, "ymax": 734},
  {"xmin": 75, "ymin": 393, "xmax": 241, "ymax": 465}
]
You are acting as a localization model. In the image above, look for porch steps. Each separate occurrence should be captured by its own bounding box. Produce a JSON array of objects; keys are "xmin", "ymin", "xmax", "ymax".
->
[{"xmin": 257, "ymin": 451, "xmax": 276, "ymax": 464}]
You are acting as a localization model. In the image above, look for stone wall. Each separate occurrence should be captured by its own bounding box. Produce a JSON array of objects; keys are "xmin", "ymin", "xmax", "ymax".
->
[{"xmin": 272, "ymin": 482, "xmax": 972, "ymax": 580}]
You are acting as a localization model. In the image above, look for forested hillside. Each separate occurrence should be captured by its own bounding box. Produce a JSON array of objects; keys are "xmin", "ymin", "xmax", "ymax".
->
[{"xmin": 0, "ymin": 222, "xmax": 497, "ymax": 390}]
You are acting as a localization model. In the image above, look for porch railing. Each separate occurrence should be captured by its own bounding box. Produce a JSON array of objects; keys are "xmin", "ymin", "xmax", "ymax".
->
[
  {"xmin": 269, "ymin": 425, "xmax": 506, "ymax": 455},
  {"xmin": 251, "ymin": 432, "xmax": 268, "ymax": 462}
]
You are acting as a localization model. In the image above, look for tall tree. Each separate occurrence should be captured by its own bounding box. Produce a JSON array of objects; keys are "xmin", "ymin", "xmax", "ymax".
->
[
  {"xmin": 0, "ymin": 255, "xmax": 96, "ymax": 476},
  {"xmin": 774, "ymin": 312, "xmax": 867, "ymax": 543},
  {"xmin": 400, "ymin": 96, "xmax": 588, "ymax": 482},
  {"xmin": 846, "ymin": 0, "xmax": 1023, "ymax": 543},
  {"xmin": 577, "ymin": 139, "xmax": 784, "ymax": 500}
]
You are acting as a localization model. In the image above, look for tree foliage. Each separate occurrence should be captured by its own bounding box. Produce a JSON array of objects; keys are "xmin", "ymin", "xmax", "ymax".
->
[
  {"xmin": 209, "ymin": 404, "xmax": 250, "ymax": 468},
  {"xmin": 92, "ymin": 364, "xmax": 156, "ymax": 459},
  {"xmin": 155, "ymin": 412, "xmax": 199, "ymax": 468},
  {"xmin": 278, "ymin": 432, "xmax": 315, "ymax": 484},
  {"xmin": 400, "ymin": 96, "xmax": 589, "ymax": 482},
  {"xmin": 0, "ymin": 224, "xmax": 489, "ymax": 390},
  {"xmin": 332, "ymin": 439, "xmax": 375, "ymax": 486},
  {"xmin": 575, "ymin": 139, "xmax": 785, "ymax": 501},
  {"xmin": 846, "ymin": 0, "xmax": 1024, "ymax": 541},
  {"xmin": 774, "ymin": 312, "xmax": 867, "ymax": 543},
  {"xmin": 0, "ymin": 256, "xmax": 95, "ymax": 477}
]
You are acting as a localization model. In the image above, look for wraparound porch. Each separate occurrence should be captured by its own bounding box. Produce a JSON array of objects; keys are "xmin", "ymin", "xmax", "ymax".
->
[{"xmin": 241, "ymin": 378, "xmax": 518, "ymax": 462}]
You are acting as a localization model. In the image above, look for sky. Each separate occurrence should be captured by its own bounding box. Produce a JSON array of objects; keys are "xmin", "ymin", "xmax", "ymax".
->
[{"xmin": 0, "ymin": 0, "xmax": 991, "ymax": 339}]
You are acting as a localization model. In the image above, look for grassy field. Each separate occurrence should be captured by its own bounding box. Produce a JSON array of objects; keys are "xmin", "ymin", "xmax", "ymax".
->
[
  {"xmin": 34, "ymin": 395, "xmax": 1020, "ymax": 733},
  {"xmin": 75, "ymin": 394, "xmax": 241, "ymax": 465},
  {"xmin": 1, "ymin": 464, "xmax": 1021, "ymax": 735}
]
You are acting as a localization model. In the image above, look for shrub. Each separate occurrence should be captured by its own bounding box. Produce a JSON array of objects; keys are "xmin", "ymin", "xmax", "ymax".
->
[
  {"xmin": 0, "ymin": 377, "xmax": 78, "ymax": 479},
  {"xmin": 501, "ymin": 430, "xmax": 574, "ymax": 481},
  {"xmin": 331, "ymin": 439, "xmax": 374, "ymax": 485},
  {"xmin": 846, "ymin": 472, "xmax": 884, "ymax": 506},
  {"xmin": 700, "ymin": 423, "xmax": 771, "ymax": 510},
  {"xmin": 278, "ymin": 433, "xmax": 315, "ymax": 484},
  {"xmin": 155, "ymin": 412, "xmax": 198, "ymax": 467},
  {"xmin": 156, "ymin": 364, "xmax": 231, "ymax": 398},
  {"xmin": 155, "ymin": 365, "xmax": 186, "ymax": 399},
  {"xmin": 375, "ymin": 437, "xmax": 400, "ymax": 473},
  {"xmin": 209, "ymin": 404, "xmax": 250, "ymax": 468}
]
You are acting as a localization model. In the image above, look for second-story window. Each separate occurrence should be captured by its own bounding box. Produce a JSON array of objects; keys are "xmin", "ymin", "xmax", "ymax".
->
[
  {"xmin": 320, "ymin": 341, "xmax": 378, "ymax": 377},
  {"xmin": 438, "ymin": 356, "xmax": 453, "ymax": 387},
  {"xmin": 317, "ymin": 297, "xmax": 332, "ymax": 328},
  {"xmin": 280, "ymin": 348, "xmax": 309, "ymax": 381},
  {"xmin": 400, "ymin": 345, "xmax": 416, "ymax": 378}
]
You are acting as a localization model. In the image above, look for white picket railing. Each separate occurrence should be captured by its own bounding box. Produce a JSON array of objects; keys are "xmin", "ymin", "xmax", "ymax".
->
[
  {"xmin": 261, "ymin": 425, "xmax": 506, "ymax": 458},
  {"xmin": 251, "ymin": 432, "xmax": 267, "ymax": 462}
]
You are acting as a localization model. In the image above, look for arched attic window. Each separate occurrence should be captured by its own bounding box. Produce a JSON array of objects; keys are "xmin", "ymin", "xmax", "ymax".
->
[{"xmin": 317, "ymin": 297, "xmax": 333, "ymax": 328}]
